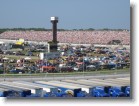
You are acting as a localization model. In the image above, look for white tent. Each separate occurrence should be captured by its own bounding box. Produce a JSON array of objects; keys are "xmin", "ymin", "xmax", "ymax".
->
[
  {"xmin": 0, "ymin": 41, "xmax": 4, "ymax": 44},
  {"xmin": 24, "ymin": 57, "xmax": 31, "ymax": 60},
  {"xmin": 3, "ymin": 57, "xmax": 9, "ymax": 60}
]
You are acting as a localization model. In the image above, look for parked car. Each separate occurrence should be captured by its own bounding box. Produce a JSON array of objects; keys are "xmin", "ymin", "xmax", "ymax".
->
[
  {"xmin": 59, "ymin": 66, "xmax": 73, "ymax": 72},
  {"xmin": 0, "ymin": 69, "xmax": 4, "ymax": 74},
  {"xmin": 0, "ymin": 49, "xmax": 3, "ymax": 54},
  {"xmin": 86, "ymin": 65, "xmax": 96, "ymax": 71},
  {"xmin": 90, "ymin": 61, "xmax": 103, "ymax": 70},
  {"xmin": 9, "ymin": 69, "xmax": 25, "ymax": 74},
  {"xmin": 3, "ymin": 51, "xmax": 14, "ymax": 55},
  {"xmin": 15, "ymin": 51, "xmax": 25, "ymax": 56},
  {"xmin": 73, "ymin": 64, "xmax": 87, "ymax": 72}
]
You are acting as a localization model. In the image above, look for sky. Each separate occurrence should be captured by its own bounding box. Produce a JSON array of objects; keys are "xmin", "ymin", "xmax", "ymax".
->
[{"xmin": 0, "ymin": 0, "xmax": 130, "ymax": 29}]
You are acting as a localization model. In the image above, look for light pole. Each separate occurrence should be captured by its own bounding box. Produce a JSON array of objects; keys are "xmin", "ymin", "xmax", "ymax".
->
[
  {"xmin": 83, "ymin": 56, "xmax": 85, "ymax": 78},
  {"xmin": 44, "ymin": 57, "xmax": 47, "ymax": 79},
  {"xmin": 3, "ymin": 59, "xmax": 5, "ymax": 81}
]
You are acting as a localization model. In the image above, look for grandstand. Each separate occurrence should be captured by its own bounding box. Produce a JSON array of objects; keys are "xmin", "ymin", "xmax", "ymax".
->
[{"xmin": 0, "ymin": 30, "xmax": 130, "ymax": 45}]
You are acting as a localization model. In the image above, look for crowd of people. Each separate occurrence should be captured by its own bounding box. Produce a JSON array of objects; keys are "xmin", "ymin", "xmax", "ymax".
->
[{"xmin": 0, "ymin": 30, "xmax": 130, "ymax": 45}]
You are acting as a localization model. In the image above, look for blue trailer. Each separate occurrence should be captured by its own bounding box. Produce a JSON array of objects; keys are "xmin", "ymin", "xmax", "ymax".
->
[
  {"xmin": 0, "ymin": 84, "xmax": 31, "ymax": 97},
  {"xmin": 106, "ymin": 86, "xmax": 125, "ymax": 97},
  {"xmin": 44, "ymin": 91, "xmax": 71, "ymax": 97},
  {"xmin": 0, "ymin": 88, "xmax": 9, "ymax": 97},
  {"xmin": 26, "ymin": 94, "xmax": 42, "ymax": 98},
  {"xmin": 121, "ymin": 86, "xmax": 130, "ymax": 97},
  {"xmin": 77, "ymin": 91, "xmax": 90, "ymax": 97},
  {"xmin": 90, "ymin": 86, "xmax": 109, "ymax": 97}
]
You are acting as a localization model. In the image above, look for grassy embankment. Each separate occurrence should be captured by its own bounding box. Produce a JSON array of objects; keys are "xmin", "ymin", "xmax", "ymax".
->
[{"xmin": 0, "ymin": 68, "xmax": 130, "ymax": 78}]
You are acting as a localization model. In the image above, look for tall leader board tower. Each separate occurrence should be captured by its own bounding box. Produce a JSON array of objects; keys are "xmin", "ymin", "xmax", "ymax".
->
[{"xmin": 48, "ymin": 17, "xmax": 59, "ymax": 52}]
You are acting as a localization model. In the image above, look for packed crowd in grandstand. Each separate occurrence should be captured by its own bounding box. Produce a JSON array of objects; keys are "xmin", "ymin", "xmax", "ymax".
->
[{"xmin": 0, "ymin": 30, "xmax": 130, "ymax": 45}]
